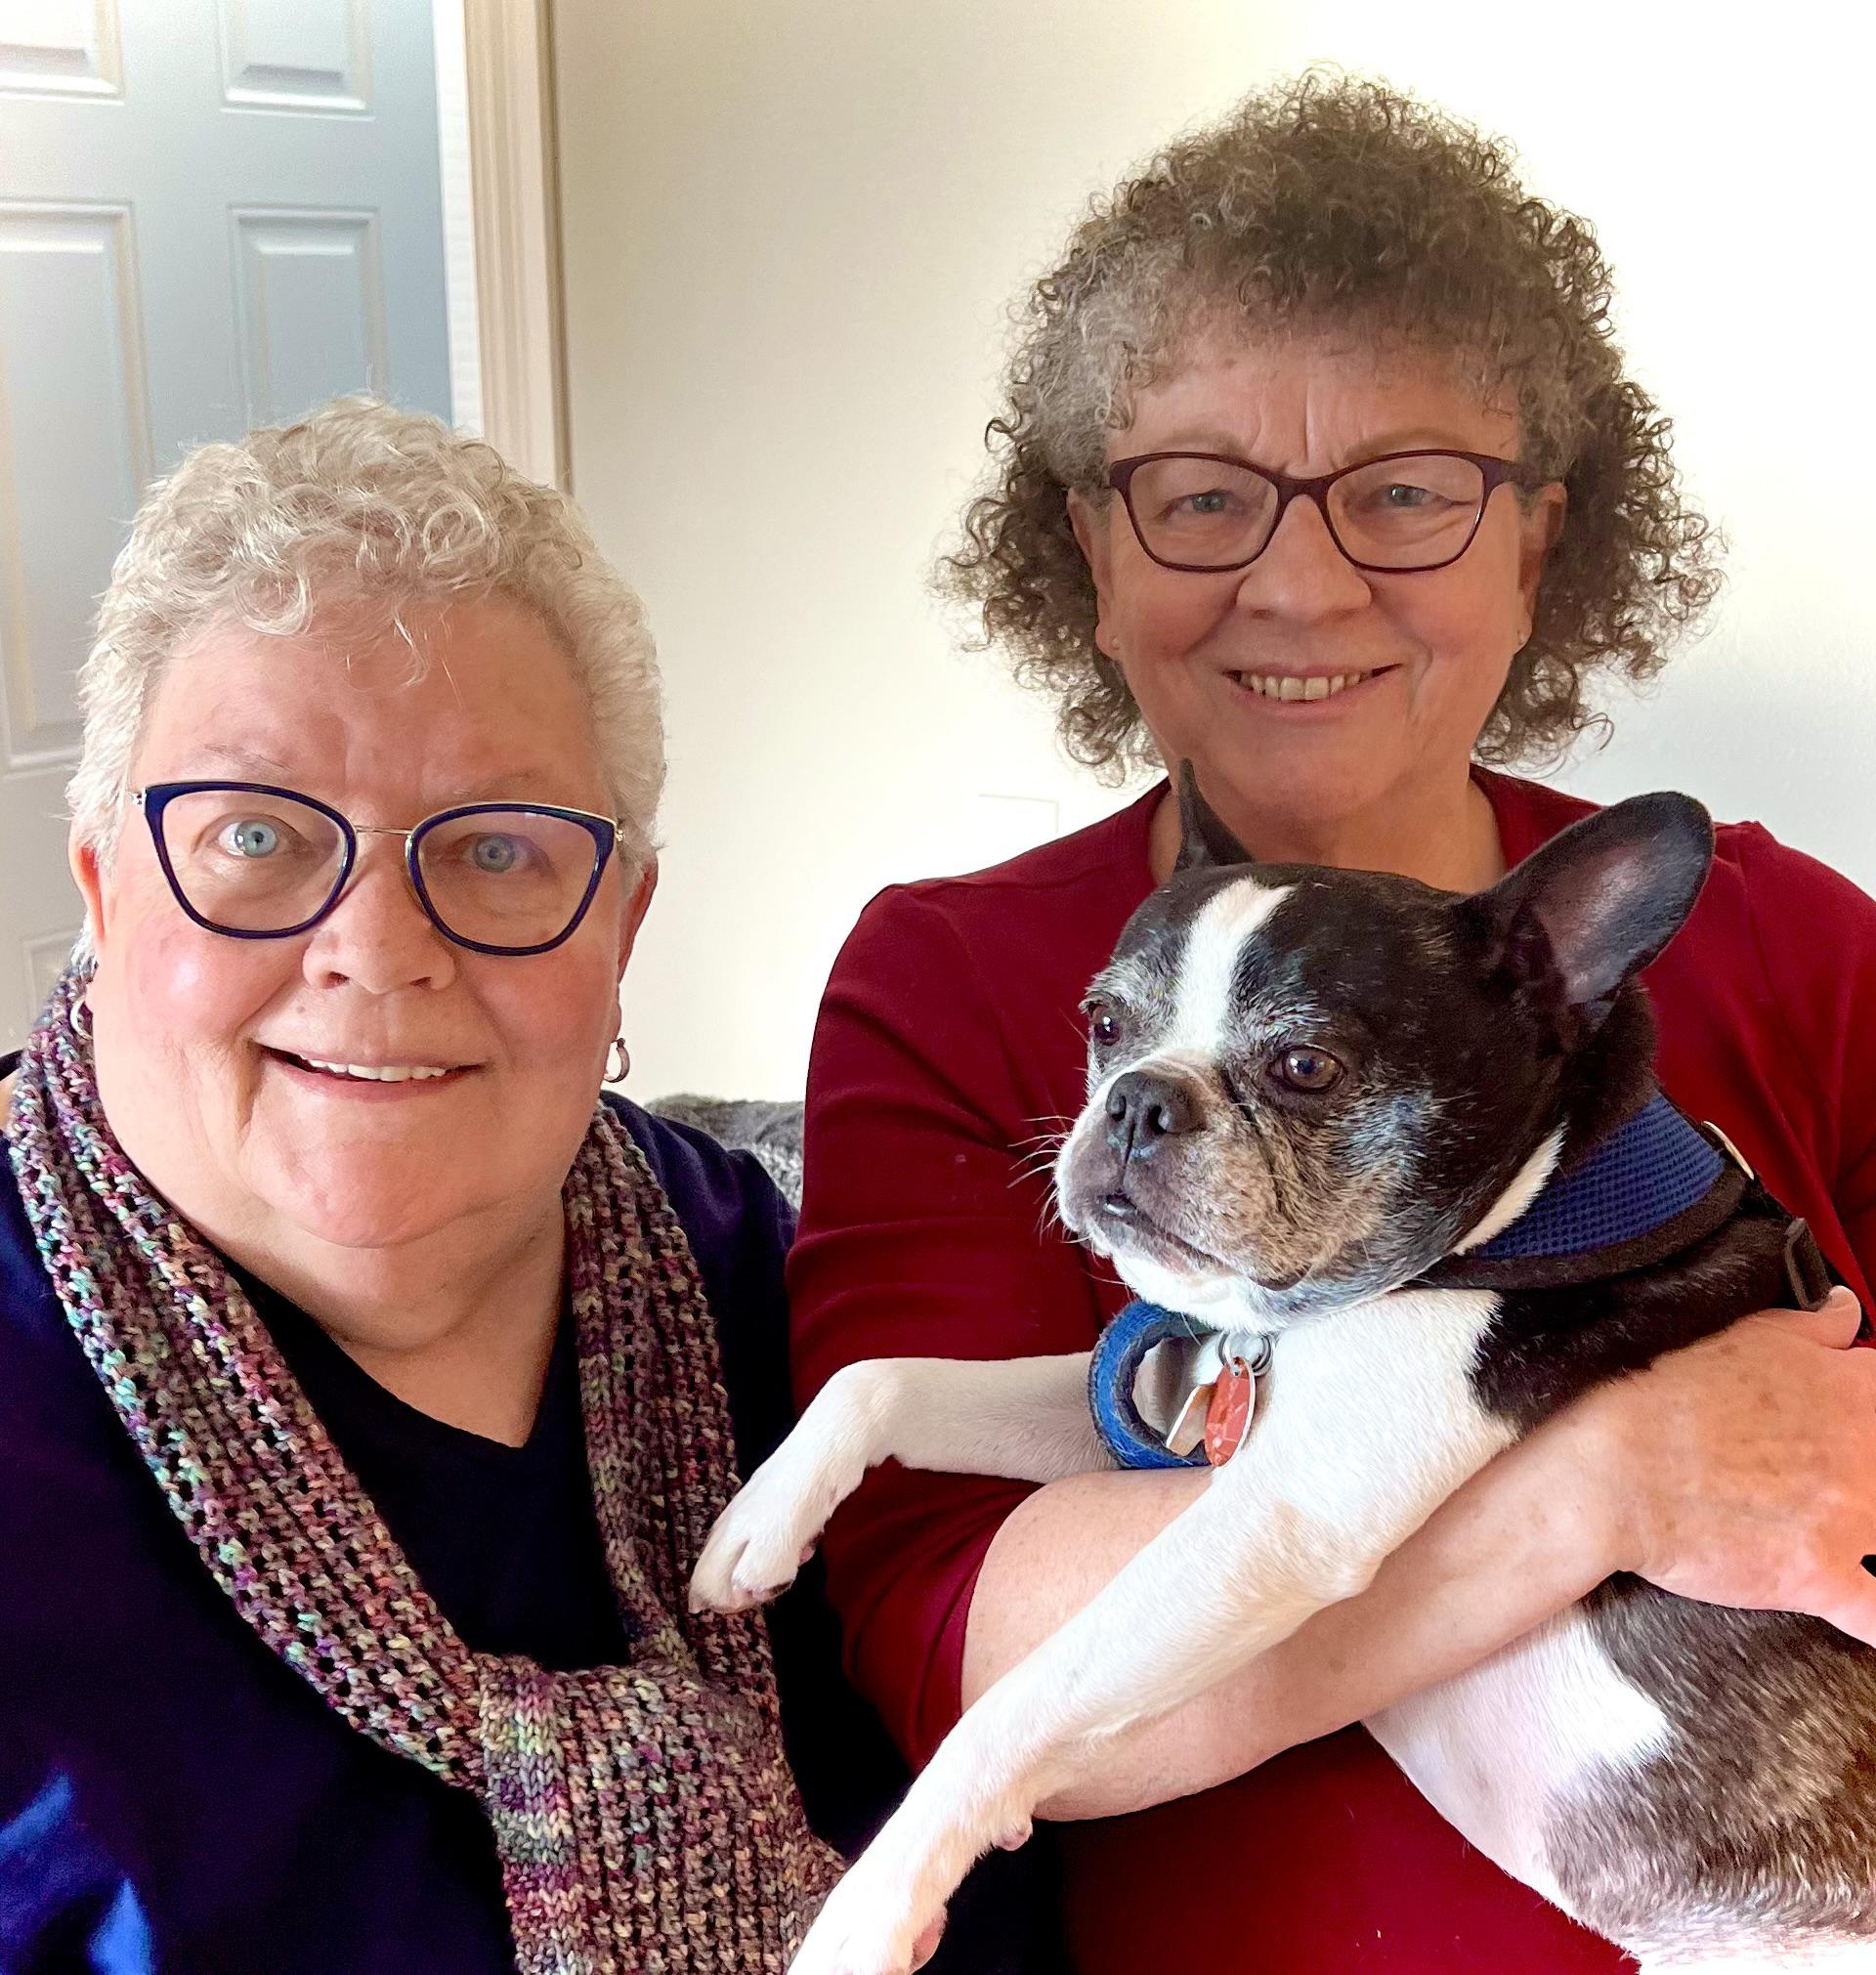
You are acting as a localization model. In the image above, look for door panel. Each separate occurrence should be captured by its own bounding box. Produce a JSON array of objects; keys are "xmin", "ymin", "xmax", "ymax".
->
[
  {"xmin": 0, "ymin": 1, "xmax": 123, "ymax": 99},
  {"xmin": 233, "ymin": 207, "xmax": 387, "ymax": 421},
  {"xmin": 0, "ymin": 201, "xmax": 151, "ymax": 763},
  {"xmin": 217, "ymin": 0, "xmax": 369, "ymax": 112}
]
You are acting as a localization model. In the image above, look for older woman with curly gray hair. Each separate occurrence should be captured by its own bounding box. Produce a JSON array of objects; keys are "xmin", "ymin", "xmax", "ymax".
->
[
  {"xmin": 789, "ymin": 74, "xmax": 1876, "ymax": 1973},
  {"xmin": 0, "ymin": 400, "xmax": 857, "ymax": 1973}
]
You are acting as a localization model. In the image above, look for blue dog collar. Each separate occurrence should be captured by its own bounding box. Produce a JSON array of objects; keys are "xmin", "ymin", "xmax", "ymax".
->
[
  {"xmin": 1088, "ymin": 1302, "xmax": 1276, "ymax": 1471},
  {"xmin": 1088, "ymin": 1299, "xmax": 1213, "ymax": 1471}
]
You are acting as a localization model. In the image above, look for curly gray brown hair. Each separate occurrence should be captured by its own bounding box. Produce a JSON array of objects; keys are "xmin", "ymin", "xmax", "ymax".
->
[
  {"xmin": 940, "ymin": 71, "xmax": 1721, "ymax": 778},
  {"xmin": 69, "ymin": 397, "xmax": 664, "ymax": 877}
]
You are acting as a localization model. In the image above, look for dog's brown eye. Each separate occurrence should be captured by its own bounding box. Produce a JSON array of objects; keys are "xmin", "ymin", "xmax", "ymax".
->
[
  {"xmin": 1084, "ymin": 1000, "xmax": 1123, "ymax": 1050},
  {"xmin": 1273, "ymin": 1045, "xmax": 1343, "ymax": 1094}
]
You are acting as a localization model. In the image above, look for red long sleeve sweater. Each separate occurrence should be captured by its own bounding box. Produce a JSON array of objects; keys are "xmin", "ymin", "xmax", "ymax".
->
[{"xmin": 789, "ymin": 770, "xmax": 1876, "ymax": 1974}]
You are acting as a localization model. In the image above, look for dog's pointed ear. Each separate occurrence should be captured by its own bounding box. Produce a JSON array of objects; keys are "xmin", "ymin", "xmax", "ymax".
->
[
  {"xmin": 1461, "ymin": 793, "xmax": 1714, "ymax": 1026},
  {"xmin": 1174, "ymin": 761, "xmax": 1255, "ymax": 873}
]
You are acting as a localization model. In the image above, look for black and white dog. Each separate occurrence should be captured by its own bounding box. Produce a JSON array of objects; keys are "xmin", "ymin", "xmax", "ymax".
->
[{"xmin": 692, "ymin": 773, "xmax": 1872, "ymax": 1975}]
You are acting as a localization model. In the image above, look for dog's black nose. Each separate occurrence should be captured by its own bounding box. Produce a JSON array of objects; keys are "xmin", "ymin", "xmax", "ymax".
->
[{"xmin": 1104, "ymin": 1070, "xmax": 1200, "ymax": 1160}]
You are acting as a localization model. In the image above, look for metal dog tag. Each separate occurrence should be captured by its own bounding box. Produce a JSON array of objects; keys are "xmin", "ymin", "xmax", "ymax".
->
[{"xmin": 1163, "ymin": 1381, "xmax": 1215, "ymax": 1458}]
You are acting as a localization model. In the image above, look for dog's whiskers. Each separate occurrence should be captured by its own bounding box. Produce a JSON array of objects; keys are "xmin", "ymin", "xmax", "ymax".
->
[{"xmin": 1009, "ymin": 1145, "xmax": 1066, "ymax": 1187}]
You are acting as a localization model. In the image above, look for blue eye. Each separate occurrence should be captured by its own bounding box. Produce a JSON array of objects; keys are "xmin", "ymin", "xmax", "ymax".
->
[
  {"xmin": 225, "ymin": 819, "xmax": 280, "ymax": 858},
  {"xmin": 470, "ymin": 834, "xmax": 522, "ymax": 874}
]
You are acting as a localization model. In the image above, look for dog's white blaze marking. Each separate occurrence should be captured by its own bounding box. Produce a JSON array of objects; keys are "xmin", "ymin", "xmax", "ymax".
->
[
  {"xmin": 1369, "ymin": 1601, "xmax": 1672, "ymax": 1908},
  {"xmin": 1056, "ymin": 878, "xmax": 1292, "ymax": 1328},
  {"xmin": 1452, "ymin": 1128, "xmax": 1565, "ymax": 1254},
  {"xmin": 1168, "ymin": 877, "xmax": 1293, "ymax": 1057}
]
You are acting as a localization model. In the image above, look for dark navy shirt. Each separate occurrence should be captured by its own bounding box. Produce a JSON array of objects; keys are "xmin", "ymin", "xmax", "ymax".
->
[{"xmin": 0, "ymin": 1075, "xmax": 1056, "ymax": 1974}]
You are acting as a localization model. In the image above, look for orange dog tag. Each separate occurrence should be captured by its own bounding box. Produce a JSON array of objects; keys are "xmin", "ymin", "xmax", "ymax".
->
[{"xmin": 1204, "ymin": 1356, "xmax": 1257, "ymax": 1465}]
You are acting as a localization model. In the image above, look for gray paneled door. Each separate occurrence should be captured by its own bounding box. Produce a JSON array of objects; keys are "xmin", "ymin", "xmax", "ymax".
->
[{"xmin": 0, "ymin": 0, "xmax": 453, "ymax": 1052}]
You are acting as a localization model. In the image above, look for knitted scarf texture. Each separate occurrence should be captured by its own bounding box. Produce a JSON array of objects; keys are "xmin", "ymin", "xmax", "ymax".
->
[{"xmin": 6, "ymin": 973, "xmax": 836, "ymax": 1972}]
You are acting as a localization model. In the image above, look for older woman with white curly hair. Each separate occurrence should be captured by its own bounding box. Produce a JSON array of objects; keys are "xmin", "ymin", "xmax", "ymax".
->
[{"xmin": 0, "ymin": 399, "xmax": 853, "ymax": 1973}]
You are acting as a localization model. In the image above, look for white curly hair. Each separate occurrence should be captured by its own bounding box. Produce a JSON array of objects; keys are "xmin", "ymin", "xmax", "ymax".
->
[{"xmin": 68, "ymin": 396, "xmax": 665, "ymax": 898}]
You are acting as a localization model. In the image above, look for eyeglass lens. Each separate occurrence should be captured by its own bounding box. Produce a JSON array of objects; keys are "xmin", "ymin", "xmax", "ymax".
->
[
  {"xmin": 1125, "ymin": 452, "xmax": 1489, "ymax": 570},
  {"xmin": 152, "ymin": 790, "xmax": 604, "ymax": 949}
]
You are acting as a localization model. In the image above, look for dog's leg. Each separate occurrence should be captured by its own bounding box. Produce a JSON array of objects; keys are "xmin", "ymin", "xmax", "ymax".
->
[
  {"xmin": 690, "ymin": 1352, "xmax": 1104, "ymax": 1612},
  {"xmin": 788, "ymin": 1289, "xmax": 1518, "ymax": 1975}
]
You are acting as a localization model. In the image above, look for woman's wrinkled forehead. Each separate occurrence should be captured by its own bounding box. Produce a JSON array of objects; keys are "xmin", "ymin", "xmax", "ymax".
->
[
  {"xmin": 1104, "ymin": 318, "xmax": 1522, "ymax": 469},
  {"xmin": 136, "ymin": 595, "xmax": 611, "ymax": 812}
]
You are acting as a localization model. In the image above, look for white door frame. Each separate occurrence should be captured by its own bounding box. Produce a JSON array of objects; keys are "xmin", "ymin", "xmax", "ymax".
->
[{"xmin": 461, "ymin": 0, "xmax": 568, "ymax": 490}]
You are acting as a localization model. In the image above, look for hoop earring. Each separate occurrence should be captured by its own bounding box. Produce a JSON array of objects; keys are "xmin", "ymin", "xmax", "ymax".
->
[
  {"xmin": 68, "ymin": 996, "xmax": 93, "ymax": 1042},
  {"xmin": 606, "ymin": 1035, "xmax": 630, "ymax": 1084}
]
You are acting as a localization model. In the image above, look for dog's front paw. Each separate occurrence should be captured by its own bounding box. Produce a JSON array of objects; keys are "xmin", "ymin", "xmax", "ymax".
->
[
  {"xmin": 789, "ymin": 1849, "xmax": 944, "ymax": 1975},
  {"xmin": 689, "ymin": 1438, "xmax": 864, "ymax": 1613}
]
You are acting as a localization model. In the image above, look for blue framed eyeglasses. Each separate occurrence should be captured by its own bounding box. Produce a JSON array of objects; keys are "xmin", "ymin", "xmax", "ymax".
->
[{"xmin": 132, "ymin": 781, "xmax": 622, "ymax": 958}]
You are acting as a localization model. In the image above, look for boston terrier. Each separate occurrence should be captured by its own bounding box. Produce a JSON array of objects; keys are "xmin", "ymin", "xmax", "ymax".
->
[{"xmin": 691, "ymin": 770, "xmax": 1870, "ymax": 1975}]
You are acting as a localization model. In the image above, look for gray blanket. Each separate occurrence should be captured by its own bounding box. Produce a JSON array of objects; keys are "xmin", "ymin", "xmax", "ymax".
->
[{"xmin": 652, "ymin": 1095, "xmax": 805, "ymax": 1211}]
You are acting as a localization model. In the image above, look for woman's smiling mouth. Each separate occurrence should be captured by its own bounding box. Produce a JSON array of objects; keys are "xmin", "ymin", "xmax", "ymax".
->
[
  {"xmin": 1231, "ymin": 665, "xmax": 1394, "ymax": 704},
  {"xmin": 264, "ymin": 1047, "xmax": 475, "ymax": 1090}
]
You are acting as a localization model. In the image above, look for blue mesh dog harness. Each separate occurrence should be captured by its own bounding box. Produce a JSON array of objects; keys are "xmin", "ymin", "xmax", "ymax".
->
[
  {"xmin": 1469, "ymin": 1095, "xmax": 1725, "ymax": 1261},
  {"xmin": 1418, "ymin": 1094, "xmax": 1756, "ymax": 1292}
]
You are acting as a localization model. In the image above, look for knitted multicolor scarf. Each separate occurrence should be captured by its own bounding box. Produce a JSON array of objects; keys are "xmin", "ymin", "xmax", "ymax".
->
[{"xmin": 6, "ymin": 973, "xmax": 836, "ymax": 1972}]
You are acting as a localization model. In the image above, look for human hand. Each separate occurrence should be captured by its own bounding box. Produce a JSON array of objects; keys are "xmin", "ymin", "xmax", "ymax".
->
[{"xmin": 1581, "ymin": 1286, "xmax": 1876, "ymax": 1645}]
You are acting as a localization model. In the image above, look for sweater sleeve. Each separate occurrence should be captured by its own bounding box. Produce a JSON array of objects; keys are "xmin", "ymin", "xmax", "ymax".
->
[
  {"xmin": 1735, "ymin": 825, "xmax": 1876, "ymax": 1295},
  {"xmin": 788, "ymin": 885, "xmax": 1109, "ymax": 1768}
]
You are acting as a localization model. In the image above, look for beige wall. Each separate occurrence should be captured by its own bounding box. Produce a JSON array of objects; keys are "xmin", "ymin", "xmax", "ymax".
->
[{"xmin": 555, "ymin": 0, "xmax": 1876, "ymax": 1102}]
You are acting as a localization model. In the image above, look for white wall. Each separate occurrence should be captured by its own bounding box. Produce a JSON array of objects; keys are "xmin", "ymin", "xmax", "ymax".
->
[{"xmin": 554, "ymin": 0, "xmax": 1876, "ymax": 1102}]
